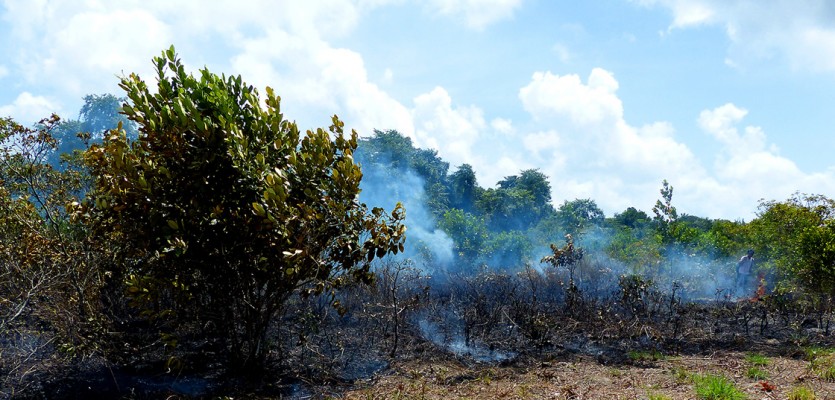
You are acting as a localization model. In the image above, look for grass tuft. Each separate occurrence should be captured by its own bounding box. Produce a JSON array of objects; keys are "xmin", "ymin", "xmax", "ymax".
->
[
  {"xmin": 802, "ymin": 345, "xmax": 834, "ymax": 361},
  {"xmin": 628, "ymin": 349, "xmax": 665, "ymax": 362},
  {"xmin": 670, "ymin": 366, "xmax": 691, "ymax": 384},
  {"xmin": 745, "ymin": 366, "xmax": 768, "ymax": 380},
  {"xmin": 787, "ymin": 385, "xmax": 816, "ymax": 400},
  {"xmin": 692, "ymin": 373, "xmax": 746, "ymax": 400},
  {"xmin": 744, "ymin": 353, "xmax": 769, "ymax": 366},
  {"xmin": 806, "ymin": 346, "xmax": 835, "ymax": 381},
  {"xmin": 647, "ymin": 390, "xmax": 673, "ymax": 400}
]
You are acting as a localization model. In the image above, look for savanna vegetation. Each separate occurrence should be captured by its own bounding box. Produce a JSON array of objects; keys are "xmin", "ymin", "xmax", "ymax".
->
[{"xmin": 1, "ymin": 47, "xmax": 834, "ymax": 399}]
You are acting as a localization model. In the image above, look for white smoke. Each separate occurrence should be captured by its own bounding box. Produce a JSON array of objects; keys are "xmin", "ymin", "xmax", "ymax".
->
[{"xmin": 358, "ymin": 166, "xmax": 453, "ymax": 267}]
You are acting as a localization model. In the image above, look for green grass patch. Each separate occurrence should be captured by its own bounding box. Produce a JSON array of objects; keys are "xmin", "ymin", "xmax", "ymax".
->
[
  {"xmin": 744, "ymin": 353, "xmax": 769, "ymax": 366},
  {"xmin": 628, "ymin": 349, "xmax": 665, "ymax": 362},
  {"xmin": 812, "ymin": 359, "xmax": 835, "ymax": 381},
  {"xmin": 647, "ymin": 390, "xmax": 673, "ymax": 400},
  {"xmin": 787, "ymin": 385, "xmax": 817, "ymax": 400},
  {"xmin": 745, "ymin": 366, "xmax": 768, "ymax": 380},
  {"xmin": 807, "ymin": 348, "xmax": 835, "ymax": 381},
  {"xmin": 802, "ymin": 345, "xmax": 834, "ymax": 361},
  {"xmin": 670, "ymin": 366, "xmax": 691, "ymax": 384},
  {"xmin": 692, "ymin": 373, "xmax": 746, "ymax": 400}
]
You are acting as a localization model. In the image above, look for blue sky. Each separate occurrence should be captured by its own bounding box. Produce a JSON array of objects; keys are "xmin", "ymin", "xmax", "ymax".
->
[{"xmin": 2, "ymin": 0, "xmax": 834, "ymax": 220}]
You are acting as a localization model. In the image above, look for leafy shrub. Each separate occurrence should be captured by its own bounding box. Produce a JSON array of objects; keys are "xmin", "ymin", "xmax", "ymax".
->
[{"xmin": 83, "ymin": 46, "xmax": 405, "ymax": 372}]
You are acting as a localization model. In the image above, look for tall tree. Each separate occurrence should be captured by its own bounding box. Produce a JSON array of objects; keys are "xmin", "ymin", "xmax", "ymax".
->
[
  {"xmin": 78, "ymin": 94, "xmax": 136, "ymax": 138},
  {"xmin": 498, "ymin": 169, "xmax": 552, "ymax": 206},
  {"xmin": 480, "ymin": 169, "xmax": 554, "ymax": 231},
  {"xmin": 48, "ymin": 94, "xmax": 139, "ymax": 169},
  {"xmin": 555, "ymin": 198, "xmax": 605, "ymax": 236},
  {"xmin": 447, "ymin": 163, "xmax": 481, "ymax": 213},
  {"xmin": 612, "ymin": 207, "xmax": 650, "ymax": 230},
  {"xmin": 652, "ymin": 179, "xmax": 678, "ymax": 250}
]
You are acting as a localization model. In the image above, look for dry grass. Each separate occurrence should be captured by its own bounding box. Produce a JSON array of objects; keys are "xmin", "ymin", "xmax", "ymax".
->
[{"xmin": 342, "ymin": 350, "xmax": 835, "ymax": 399}]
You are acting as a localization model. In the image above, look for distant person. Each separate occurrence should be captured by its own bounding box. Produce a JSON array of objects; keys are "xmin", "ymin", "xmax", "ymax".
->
[{"xmin": 735, "ymin": 249, "xmax": 755, "ymax": 296}]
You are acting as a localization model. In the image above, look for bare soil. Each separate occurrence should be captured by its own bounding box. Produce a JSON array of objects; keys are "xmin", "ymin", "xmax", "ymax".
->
[{"xmin": 342, "ymin": 348, "xmax": 834, "ymax": 399}]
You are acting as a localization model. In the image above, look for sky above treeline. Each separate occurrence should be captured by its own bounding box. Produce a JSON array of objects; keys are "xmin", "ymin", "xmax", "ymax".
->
[{"xmin": 2, "ymin": 0, "xmax": 834, "ymax": 220}]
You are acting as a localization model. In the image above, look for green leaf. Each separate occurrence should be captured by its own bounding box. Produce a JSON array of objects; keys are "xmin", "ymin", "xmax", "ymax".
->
[{"xmin": 252, "ymin": 202, "xmax": 266, "ymax": 217}]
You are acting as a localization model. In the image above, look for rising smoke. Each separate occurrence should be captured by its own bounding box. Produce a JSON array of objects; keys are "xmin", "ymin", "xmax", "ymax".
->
[
  {"xmin": 357, "ymin": 161, "xmax": 454, "ymax": 268},
  {"xmin": 355, "ymin": 145, "xmax": 754, "ymax": 364}
]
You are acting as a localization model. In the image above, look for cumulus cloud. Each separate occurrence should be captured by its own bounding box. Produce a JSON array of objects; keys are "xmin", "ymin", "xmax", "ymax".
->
[
  {"xmin": 425, "ymin": 0, "xmax": 523, "ymax": 30},
  {"xmin": 411, "ymin": 86, "xmax": 485, "ymax": 164},
  {"xmin": 408, "ymin": 86, "xmax": 537, "ymax": 187},
  {"xmin": 230, "ymin": 30, "xmax": 414, "ymax": 137},
  {"xmin": 519, "ymin": 69, "xmax": 623, "ymax": 126},
  {"xmin": 698, "ymin": 103, "xmax": 766, "ymax": 151},
  {"xmin": 697, "ymin": 103, "xmax": 835, "ymax": 209},
  {"xmin": 1, "ymin": 0, "xmax": 411, "ymax": 136},
  {"xmin": 513, "ymin": 66, "xmax": 832, "ymax": 220},
  {"xmin": 5, "ymin": 3, "xmax": 171, "ymax": 96},
  {"xmin": 517, "ymin": 67, "xmax": 718, "ymax": 216},
  {"xmin": 0, "ymin": 92, "xmax": 61, "ymax": 125},
  {"xmin": 512, "ymin": 65, "xmax": 835, "ymax": 219},
  {"xmin": 635, "ymin": 0, "xmax": 835, "ymax": 72}
]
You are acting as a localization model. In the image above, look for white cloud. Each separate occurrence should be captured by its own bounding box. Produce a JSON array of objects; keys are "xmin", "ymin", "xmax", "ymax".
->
[
  {"xmin": 521, "ymin": 130, "xmax": 565, "ymax": 170},
  {"xmin": 381, "ymin": 68, "xmax": 394, "ymax": 85},
  {"xmin": 425, "ymin": 0, "xmax": 523, "ymax": 30},
  {"xmin": 412, "ymin": 86, "xmax": 485, "ymax": 162},
  {"xmin": 635, "ymin": 0, "xmax": 835, "ymax": 73},
  {"xmin": 4, "ymin": 4, "xmax": 171, "ymax": 96},
  {"xmin": 698, "ymin": 103, "xmax": 765, "ymax": 151},
  {"xmin": 519, "ymin": 68, "xmax": 623, "ymax": 126},
  {"xmin": 490, "ymin": 117, "xmax": 514, "ymax": 134},
  {"xmin": 552, "ymin": 43, "xmax": 572, "ymax": 63},
  {"xmin": 697, "ymin": 103, "xmax": 835, "ymax": 217},
  {"xmin": 0, "ymin": 1, "xmax": 398, "ymax": 123},
  {"xmin": 0, "ymin": 92, "xmax": 61, "ymax": 125},
  {"xmin": 513, "ymin": 66, "xmax": 833, "ymax": 220},
  {"xmin": 230, "ymin": 29, "xmax": 413, "ymax": 137},
  {"xmin": 517, "ymin": 67, "xmax": 718, "ymax": 216}
]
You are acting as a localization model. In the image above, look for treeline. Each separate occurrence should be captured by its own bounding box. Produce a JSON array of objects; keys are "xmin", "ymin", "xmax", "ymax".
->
[{"xmin": 353, "ymin": 130, "xmax": 835, "ymax": 300}]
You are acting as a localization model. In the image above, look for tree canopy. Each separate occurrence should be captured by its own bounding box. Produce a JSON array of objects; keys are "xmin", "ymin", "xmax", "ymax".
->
[{"xmin": 82, "ymin": 46, "xmax": 406, "ymax": 370}]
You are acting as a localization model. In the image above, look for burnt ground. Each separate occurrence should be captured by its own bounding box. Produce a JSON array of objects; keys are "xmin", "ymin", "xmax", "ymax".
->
[
  {"xmin": 341, "ymin": 343, "xmax": 835, "ymax": 399},
  {"xmin": 5, "ymin": 264, "xmax": 835, "ymax": 399}
]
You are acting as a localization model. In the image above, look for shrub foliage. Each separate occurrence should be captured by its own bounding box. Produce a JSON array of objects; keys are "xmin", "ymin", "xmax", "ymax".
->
[{"xmin": 82, "ymin": 46, "xmax": 406, "ymax": 370}]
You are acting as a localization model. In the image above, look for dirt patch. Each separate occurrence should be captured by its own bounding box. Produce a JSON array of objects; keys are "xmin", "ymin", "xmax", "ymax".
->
[{"xmin": 343, "ymin": 350, "xmax": 834, "ymax": 399}]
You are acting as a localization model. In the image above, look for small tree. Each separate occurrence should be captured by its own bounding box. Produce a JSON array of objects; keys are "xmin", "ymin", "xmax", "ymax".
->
[
  {"xmin": 83, "ymin": 46, "xmax": 406, "ymax": 371},
  {"xmin": 555, "ymin": 198, "xmax": 605, "ymax": 237},
  {"xmin": 752, "ymin": 194, "xmax": 835, "ymax": 302},
  {"xmin": 1, "ymin": 115, "xmax": 111, "ymax": 394},
  {"xmin": 541, "ymin": 234, "xmax": 584, "ymax": 284},
  {"xmin": 652, "ymin": 179, "xmax": 678, "ymax": 239},
  {"xmin": 541, "ymin": 234, "xmax": 584, "ymax": 311}
]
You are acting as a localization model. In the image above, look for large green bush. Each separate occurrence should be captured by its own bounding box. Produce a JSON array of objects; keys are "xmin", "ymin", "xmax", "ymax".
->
[{"xmin": 83, "ymin": 46, "xmax": 406, "ymax": 371}]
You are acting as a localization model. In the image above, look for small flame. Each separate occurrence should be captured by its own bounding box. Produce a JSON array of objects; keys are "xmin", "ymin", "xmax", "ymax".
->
[{"xmin": 750, "ymin": 272, "xmax": 766, "ymax": 302}]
